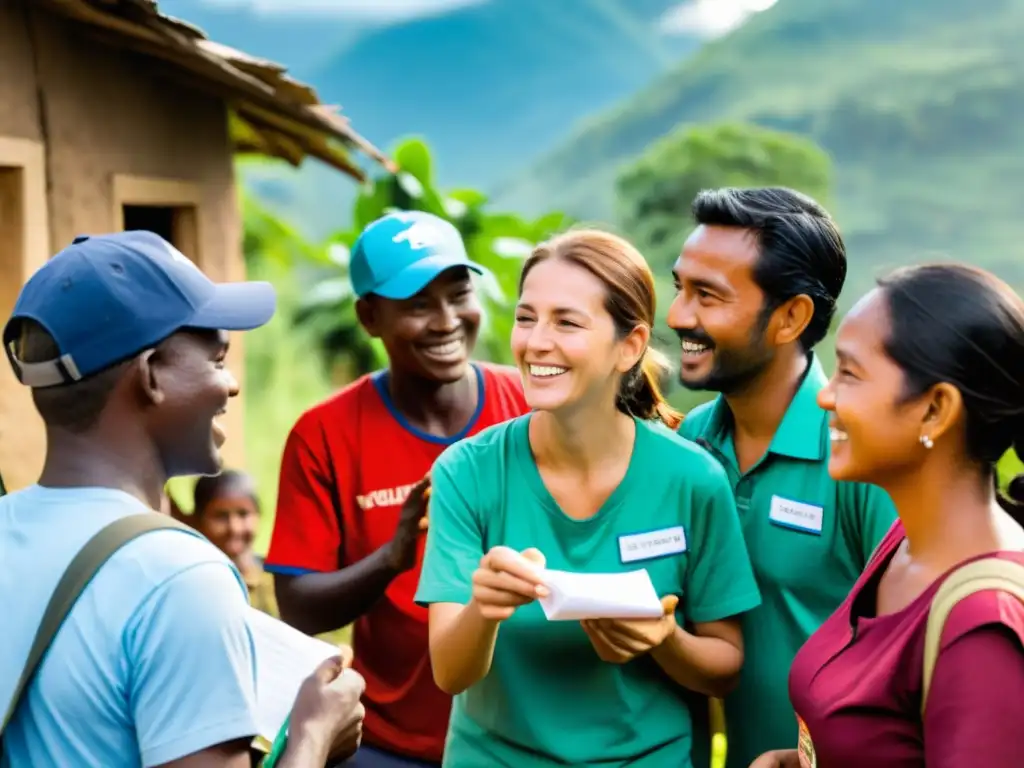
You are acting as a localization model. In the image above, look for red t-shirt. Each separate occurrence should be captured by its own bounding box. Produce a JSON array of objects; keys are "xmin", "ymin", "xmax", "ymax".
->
[
  {"xmin": 265, "ymin": 363, "xmax": 528, "ymax": 762},
  {"xmin": 789, "ymin": 520, "xmax": 1024, "ymax": 767}
]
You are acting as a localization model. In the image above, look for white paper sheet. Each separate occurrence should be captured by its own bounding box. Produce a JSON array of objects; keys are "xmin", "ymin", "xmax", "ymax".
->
[
  {"xmin": 538, "ymin": 568, "xmax": 664, "ymax": 621},
  {"xmin": 247, "ymin": 606, "xmax": 348, "ymax": 741}
]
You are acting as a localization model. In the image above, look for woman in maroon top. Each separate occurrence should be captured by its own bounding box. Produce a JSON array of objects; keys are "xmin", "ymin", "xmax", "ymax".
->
[{"xmin": 752, "ymin": 263, "xmax": 1024, "ymax": 768}]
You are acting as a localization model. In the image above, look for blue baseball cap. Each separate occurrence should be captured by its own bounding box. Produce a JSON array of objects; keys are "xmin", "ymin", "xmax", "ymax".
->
[
  {"xmin": 349, "ymin": 211, "xmax": 487, "ymax": 299},
  {"xmin": 3, "ymin": 230, "xmax": 277, "ymax": 388}
]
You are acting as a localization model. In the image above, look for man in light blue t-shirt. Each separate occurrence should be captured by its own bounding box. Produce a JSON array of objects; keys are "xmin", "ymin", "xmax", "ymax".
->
[{"xmin": 0, "ymin": 232, "xmax": 365, "ymax": 767}]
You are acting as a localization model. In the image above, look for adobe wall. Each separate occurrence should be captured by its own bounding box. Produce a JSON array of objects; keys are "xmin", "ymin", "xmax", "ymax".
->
[{"xmin": 0, "ymin": 1, "xmax": 249, "ymax": 490}]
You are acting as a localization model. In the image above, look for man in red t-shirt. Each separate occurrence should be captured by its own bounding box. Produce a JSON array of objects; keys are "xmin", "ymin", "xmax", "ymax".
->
[{"xmin": 265, "ymin": 211, "xmax": 528, "ymax": 767}]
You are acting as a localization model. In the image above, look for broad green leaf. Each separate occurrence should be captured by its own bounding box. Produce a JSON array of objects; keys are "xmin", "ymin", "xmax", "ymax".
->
[
  {"xmin": 443, "ymin": 197, "xmax": 468, "ymax": 218},
  {"xmin": 475, "ymin": 268, "xmax": 507, "ymax": 303},
  {"xmin": 531, "ymin": 211, "xmax": 571, "ymax": 239},
  {"xmin": 476, "ymin": 212, "xmax": 532, "ymax": 238},
  {"xmin": 446, "ymin": 188, "xmax": 489, "ymax": 209},
  {"xmin": 353, "ymin": 179, "xmax": 393, "ymax": 230},
  {"xmin": 301, "ymin": 278, "xmax": 352, "ymax": 308},
  {"xmin": 491, "ymin": 237, "xmax": 534, "ymax": 258},
  {"xmin": 392, "ymin": 137, "xmax": 434, "ymax": 185},
  {"xmin": 326, "ymin": 228, "xmax": 360, "ymax": 247},
  {"xmin": 327, "ymin": 243, "xmax": 350, "ymax": 267},
  {"xmin": 396, "ymin": 172, "xmax": 425, "ymax": 199}
]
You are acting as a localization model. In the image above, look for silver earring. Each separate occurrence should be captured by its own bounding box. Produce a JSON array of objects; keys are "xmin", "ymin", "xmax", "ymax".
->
[{"xmin": 920, "ymin": 435, "xmax": 934, "ymax": 449}]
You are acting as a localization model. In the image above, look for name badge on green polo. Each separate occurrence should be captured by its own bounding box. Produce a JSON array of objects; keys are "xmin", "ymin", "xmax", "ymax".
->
[
  {"xmin": 769, "ymin": 495, "xmax": 824, "ymax": 535},
  {"xmin": 618, "ymin": 525, "xmax": 686, "ymax": 563}
]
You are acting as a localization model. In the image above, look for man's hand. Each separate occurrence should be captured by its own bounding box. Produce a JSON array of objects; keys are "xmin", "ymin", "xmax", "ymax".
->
[
  {"xmin": 335, "ymin": 644, "xmax": 354, "ymax": 669},
  {"xmin": 289, "ymin": 655, "xmax": 366, "ymax": 764},
  {"xmin": 418, "ymin": 486, "xmax": 431, "ymax": 531},
  {"xmin": 386, "ymin": 475, "xmax": 431, "ymax": 572},
  {"xmin": 581, "ymin": 595, "xmax": 679, "ymax": 664}
]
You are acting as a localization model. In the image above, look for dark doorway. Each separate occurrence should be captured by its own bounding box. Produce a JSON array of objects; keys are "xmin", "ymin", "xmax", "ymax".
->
[{"xmin": 121, "ymin": 203, "xmax": 198, "ymax": 261}]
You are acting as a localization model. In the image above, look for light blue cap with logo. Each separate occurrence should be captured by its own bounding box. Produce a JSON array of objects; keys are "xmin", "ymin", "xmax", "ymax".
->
[{"xmin": 349, "ymin": 211, "xmax": 486, "ymax": 299}]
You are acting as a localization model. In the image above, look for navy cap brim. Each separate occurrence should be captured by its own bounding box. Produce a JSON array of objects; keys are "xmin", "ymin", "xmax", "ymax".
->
[
  {"xmin": 189, "ymin": 280, "xmax": 277, "ymax": 331},
  {"xmin": 371, "ymin": 255, "xmax": 488, "ymax": 300}
]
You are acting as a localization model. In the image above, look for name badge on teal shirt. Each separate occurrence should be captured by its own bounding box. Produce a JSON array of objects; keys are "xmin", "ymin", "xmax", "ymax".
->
[
  {"xmin": 618, "ymin": 526, "xmax": 687, "ymax": 563},
  {"xmin": 769, "ymin": 494, "xmax": 824, "ymax": 535}
]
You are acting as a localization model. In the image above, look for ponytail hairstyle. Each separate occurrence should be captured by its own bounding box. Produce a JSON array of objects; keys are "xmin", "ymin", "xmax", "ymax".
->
[
  {"xmin": 519, "ymin": 229, "xmax": 682, "ymax": 430},
  {"xmin": 877, "ymin": 263, "xmax": 1024, "ymax": 523}
]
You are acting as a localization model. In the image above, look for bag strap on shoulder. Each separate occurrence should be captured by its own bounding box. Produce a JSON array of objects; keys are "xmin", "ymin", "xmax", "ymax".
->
[
  {"xmin": 921, "ymin": 557, "xmax": 1024, "ymax": 716},
  {"xmin": 0, "ymin": 513, "xmax": 195, "ymax": 739}
]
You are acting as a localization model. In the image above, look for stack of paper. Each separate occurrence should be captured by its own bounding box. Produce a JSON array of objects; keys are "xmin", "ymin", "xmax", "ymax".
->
[
  {"xmin": 538, "ymin": 568, "xmax": 664, "ymax": 621},
  {"xmin": 246, "ymin": 606, "xmax": 349, "ymax": 743}
]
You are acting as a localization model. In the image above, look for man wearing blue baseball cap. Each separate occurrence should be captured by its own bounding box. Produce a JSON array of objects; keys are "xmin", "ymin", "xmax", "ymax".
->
[
  {"xmin": 266, "ymin": 211, "xmax": 530, "ymax": 767},
  {"xmin": 0, "ymin": 231, "xmax": 366, "ymax": 767}
]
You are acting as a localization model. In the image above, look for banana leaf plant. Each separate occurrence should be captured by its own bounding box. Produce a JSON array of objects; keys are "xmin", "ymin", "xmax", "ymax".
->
[{"xmin": 295, "ymin": 136, "xmax": 573, "ymax": 373}]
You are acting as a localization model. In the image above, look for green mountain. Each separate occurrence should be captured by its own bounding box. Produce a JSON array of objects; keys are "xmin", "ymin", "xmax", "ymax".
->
[
  {"xmin": 494, "ymin": 0, "xmax": 1024, "ymax": 300},
  {"xmin": 232, "ymin": 0, "xmax": 697, "ymax": 238},
  {"xmin": 310, "ymin": 0, "xmax": 695, "ymax": 189}
]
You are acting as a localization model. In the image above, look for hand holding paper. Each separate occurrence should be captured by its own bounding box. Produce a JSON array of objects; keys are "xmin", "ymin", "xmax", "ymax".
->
[
  {"xmin": 290, "ymin": 655, "xmax": 366, "ymax": 763},
  {"xmin": 251, "ymin": 607, "xmax": 367, "ymax": 768},
  {"xmin": 581, "ymin": 595, "xmax": 679, "ymax": 664},
  {"xmin": 471, "ymin": 546, "xmax": 549, "ymax": 621},
  {"xmin": 538, "ymin": 568, "xmax": 665, "ymax": 621},
  {"xmin": 246, "ymin": 606, "xmax": 360, "ymax": 743},
  {"xmin": 534, "ymin": 567, "xmax": 678, "ymax": 663}
]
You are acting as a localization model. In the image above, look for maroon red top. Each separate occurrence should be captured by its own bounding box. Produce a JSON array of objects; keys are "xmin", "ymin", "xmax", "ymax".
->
[{"xmin": 789, "ymin": 520, "xmax": 1024, "ymax": 767}]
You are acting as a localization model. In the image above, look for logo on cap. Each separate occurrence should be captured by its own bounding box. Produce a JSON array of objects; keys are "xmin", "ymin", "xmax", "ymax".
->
[{"xmin": 391, "ymin": 214, "xmax": 457, "ymax": 252}]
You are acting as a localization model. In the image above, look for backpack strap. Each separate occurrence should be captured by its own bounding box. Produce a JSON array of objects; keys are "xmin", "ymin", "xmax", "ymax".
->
[
  {"xmin": 0, "ymin": 513, "xmax": 195, "ymax": 742},
  {"xmin": 921, "ymin": 557, "xmax": 1024, "ymax": 717}
]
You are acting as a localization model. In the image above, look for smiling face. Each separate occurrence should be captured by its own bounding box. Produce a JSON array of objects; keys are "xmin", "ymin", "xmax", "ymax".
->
[
  {"xmin": 195, "ymin": 486, "xmax": 260, "ymax": 561},
  {"xmin": 146, "ymin": 329, "xmax": 237, "ymax": 478},
  {"xmin": 511, "ymin": 257, "xmax": 643, "ymax": 414},
  {"xmin": 360, "ymin": 267, "xmax": 481, "ymax": 383},
  {"xmin": 817, "ymin": 288, "xmax": 934, "ymax": 484},
  {"xmin": 667, "ymin": 225, "xmax": 777, "ymax": 393}
]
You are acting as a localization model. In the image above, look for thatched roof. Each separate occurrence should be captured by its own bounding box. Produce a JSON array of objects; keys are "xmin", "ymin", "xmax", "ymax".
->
[{"xmin": 38, "ymin": 0, "xmax": 394, "ymax": 181}]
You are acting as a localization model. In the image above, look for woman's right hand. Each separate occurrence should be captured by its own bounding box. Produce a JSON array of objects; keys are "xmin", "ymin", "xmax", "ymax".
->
[
  {"xmin": 749, "ymin": 749, "xmax": 801, "ymax": 768},
  {"xmin": 470, "ymin": 546, "xmax": 549, "ymax": 621}
]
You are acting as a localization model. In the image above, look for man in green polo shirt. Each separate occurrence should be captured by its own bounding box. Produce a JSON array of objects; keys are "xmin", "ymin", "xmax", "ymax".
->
[{"xmin": 667, "ymin": 187, "xmax": 896, "ymax": 768}]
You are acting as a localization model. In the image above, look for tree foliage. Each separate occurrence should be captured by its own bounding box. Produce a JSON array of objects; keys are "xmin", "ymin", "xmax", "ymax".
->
[
  {"xmin": 295, "ymin": 136, "xmax": 573, "ymax": 375},
  {"xmin": 616, "ymin": 122, "xmax": 833, "ymax": 280}
]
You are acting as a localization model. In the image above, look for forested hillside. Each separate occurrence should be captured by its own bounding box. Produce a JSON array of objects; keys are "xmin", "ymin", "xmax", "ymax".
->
[{"xmin": 495, "ymin": 0, "xmax": 1024, "ymax": 300}]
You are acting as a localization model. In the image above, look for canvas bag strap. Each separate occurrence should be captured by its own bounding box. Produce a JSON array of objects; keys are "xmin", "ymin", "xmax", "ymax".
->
[
  {"xmin": 921, "ymin": 557, "xmax": 1024, "ymax": 717},
  {"xmin": 0, "ymin": 513, "xmax": 195, "ymax": 739}
]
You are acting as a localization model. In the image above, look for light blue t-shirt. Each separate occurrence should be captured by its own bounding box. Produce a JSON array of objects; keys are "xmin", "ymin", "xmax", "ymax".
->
[{"xmin": 0, "ymin": 485, "xmax": 260, "ymax": 767}]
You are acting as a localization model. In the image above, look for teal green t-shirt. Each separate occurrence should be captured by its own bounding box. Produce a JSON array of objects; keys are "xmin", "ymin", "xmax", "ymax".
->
[
  {"xmin": 679, "ymin": 356, "xmax": 897, "ymax": 768},
  {"xmin": 415, "ymin": 414, "xmax": 762, "ymax": 768}
]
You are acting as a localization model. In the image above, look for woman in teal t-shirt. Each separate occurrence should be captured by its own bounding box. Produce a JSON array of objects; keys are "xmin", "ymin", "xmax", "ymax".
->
[{"xmin": 415, "ymin": 229, "xmax": 762, "ymax": 768}]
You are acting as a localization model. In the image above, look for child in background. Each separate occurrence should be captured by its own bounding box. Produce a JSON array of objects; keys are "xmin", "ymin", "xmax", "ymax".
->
[{"xmin": 193, "ymin": 469, "xmax": 278, "ymax": 616}]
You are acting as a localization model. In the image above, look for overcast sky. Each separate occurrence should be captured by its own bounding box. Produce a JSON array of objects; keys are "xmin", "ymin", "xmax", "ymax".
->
[
  {"xmin": 190, "ymin": 0, "xmax": 488, "ymax": 23},
  {"xmin": 659, "ymin": 0, "xmax": 779, "ymax": 36},
  {"xmin": 191, "ymin": 0, "xmax": 779, "ymax": 36}
]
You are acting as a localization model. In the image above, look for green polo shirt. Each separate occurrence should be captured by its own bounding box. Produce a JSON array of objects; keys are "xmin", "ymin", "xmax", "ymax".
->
[
  {"xmin": 416, "ymin": 414, "xmax": 762, "ymax": 767},
  {"xmin": 680, "ymin": 355, "xmax": 896, "ymax": 768}
]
